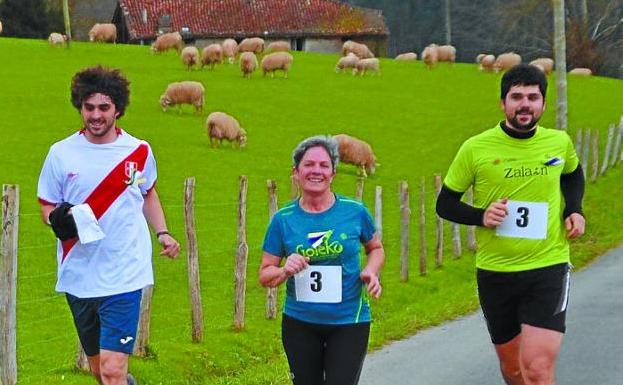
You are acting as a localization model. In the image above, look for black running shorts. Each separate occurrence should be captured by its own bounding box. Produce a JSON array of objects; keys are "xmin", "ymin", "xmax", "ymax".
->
[{"xmin": 477, "ymin": 262, "xmax": 571, "ymax": 345}]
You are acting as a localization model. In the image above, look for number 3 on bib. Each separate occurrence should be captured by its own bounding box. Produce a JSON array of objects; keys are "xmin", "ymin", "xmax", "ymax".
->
[
  {"xmin": 295, "ymin": 266, "xmax": 342, "ymax": 303},
  {"xmin": 496, "ymin": 200, "xmax": 548, "ymax": 240}
]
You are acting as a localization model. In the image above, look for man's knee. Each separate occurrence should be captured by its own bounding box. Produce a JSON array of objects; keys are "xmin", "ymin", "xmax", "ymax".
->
[
  {"xmin": 99, "ymin": 357, "xmax": 127, "ymax": 382},
  {"xmin": 500, "ymin": 361, "xmax": 523, "ymax": 385},
  {"xmin": 523, "ymin": 356, "xmax": 555, "ymax": 383}
]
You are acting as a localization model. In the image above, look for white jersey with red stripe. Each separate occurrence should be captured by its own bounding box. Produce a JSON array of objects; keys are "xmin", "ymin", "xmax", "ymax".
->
[{"xmin": 37, "ymin": 129, "xmax": 157, "ymax": 298}]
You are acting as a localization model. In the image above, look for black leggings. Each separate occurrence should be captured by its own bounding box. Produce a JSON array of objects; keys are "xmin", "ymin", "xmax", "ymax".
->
[{"xmin": 282, "ymin": 314, "xmax": 370, "ymax": 385}]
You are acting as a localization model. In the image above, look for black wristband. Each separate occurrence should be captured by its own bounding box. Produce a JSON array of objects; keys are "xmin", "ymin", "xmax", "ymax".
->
[{"xmin": 156, "ymin": 231, "xmax": 170, "ymax": 238}]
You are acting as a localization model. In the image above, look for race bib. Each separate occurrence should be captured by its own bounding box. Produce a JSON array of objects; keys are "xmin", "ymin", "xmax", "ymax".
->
[
  {"xmin": 496, "ymin": 200, "xmax": 548, "ymax": 239},
  {"xmin": 294, "ymin": 266, "xmax": 342, "ymax": 303}
]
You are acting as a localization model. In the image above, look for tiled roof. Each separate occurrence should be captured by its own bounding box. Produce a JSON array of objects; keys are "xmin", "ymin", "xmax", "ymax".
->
[{"xmin": 118, "ymin": 0, "xmax": 388, "ymax": 41}]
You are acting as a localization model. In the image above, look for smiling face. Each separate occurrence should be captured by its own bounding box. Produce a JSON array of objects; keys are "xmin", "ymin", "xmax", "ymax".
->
[
  {"xmin": 293, "ymin": 145, "xmax": 335, "ymax": 196},
  {"xmin": 81, "ymin": 93, "xmax": 118, "ymax": 143},
  {"xmin": 501, "ymin": 84, "xmax": 545, "ymax": 131}
]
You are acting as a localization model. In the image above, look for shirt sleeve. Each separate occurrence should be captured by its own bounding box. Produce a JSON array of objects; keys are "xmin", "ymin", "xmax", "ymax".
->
[
  {"xmin": 262, "ymin": 213, "xmax": 285, "ymax": 257},
  {"xmin": 359, "ymin": 205, "xmax": 377, "ymax": 243},
  {"xmin": 37, "ymin": 146, "xmax": 63, "ymax": 205},
  {"xmin": 140, "ymin": 143, "xmax": 157, "ymax": 194},
  {"xmin": 562, "ymin": 133, "xmax": 579, "ymax": 174},
  {"xmin": 444, "ymin": 140, "xmax": 475, "ymax": 193}
]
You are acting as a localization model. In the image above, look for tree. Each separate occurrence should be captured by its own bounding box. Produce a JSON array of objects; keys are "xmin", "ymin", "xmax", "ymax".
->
[
  {"xmin": 552, "ymin": 0, "xmax": 568, "ymax": 130},
  {"xmin": 0, "ymin": 0, "xmax": 63, "ymax": 38}
]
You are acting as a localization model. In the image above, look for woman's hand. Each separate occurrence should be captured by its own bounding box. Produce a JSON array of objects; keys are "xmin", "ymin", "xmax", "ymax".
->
[
  {"xmin": 283, "ymin": 253, "xmax": 310, "ymax": 277},
  {"xmin": 360, "ymin": 268, "xmax": 382, "ymax": 299}
]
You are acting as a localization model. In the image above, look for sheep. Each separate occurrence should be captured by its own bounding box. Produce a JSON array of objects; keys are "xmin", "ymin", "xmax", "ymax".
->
[
  {"xmin": 421, "ymin": 44, "xmax": 439, "ymax": 69},
  {"xmin": 222, "ymin": 38, "xmax": 238, "ymax": 63},
  {"xmin": 48, "ymin": 32, "xmax": 67, "ymax": 46},
  {"xmin": 0, "ymin": 21, "xmax": 3, "ymax": 35},
  {"xmin": 159, "ymin": 81, "xmax": 204, "ymax": 113},
  {"xmin": 476, "ymin": 53, "xmax": 486, "ymax": 64},
  {"xmin": 88, "ymin": 23, "xmax": 117, "ymax": 43},
  {"xmin": 238, "ymin": 37, "xmax": 265, "ymax": 54},
  {"xmin": 201, "ymin": 44, "xmax": 223, "ymax": 70},
  {"xmin": 342, "ymin": 40, "xmax": 374, "ymax": 59},
  {"xmin": 181, "ymin": 46, "xmax": 200, "ymax": 70},
  {"xmin": 240, "ymin": 52, "xmax": 258, "ymax": 79},
  {"xmin": 335, "ymin": 52, "xmax": 359, "ymax": 73},
  {"xmin": 569, "ymin": 68, "xmax": 592, "ymax": 76},
  {"xmin": 494, "ymin": 52, "xmax": 522, "ymax": 73},
  {"xmin": 267, "ymin": 40, "xmax": 291, "ymax": 53},
  {"xmin": 529, "ymin": 58, "xmax": 555, "ymax": 75},
  {"xmin": 261, "ymin": 52, "xmax": 293, "ymax": 78},
  {"xmin": 333, "ymin": 134, "xmax": 377, "ymax": 177},
  {"xmin": 206, "ymin": 112, "xmax": 247, "ymax": 148},
  {"xmin": 352, "ymin": 58, "xmax": 380, "ymax": 76},
  {"xmin": 151, "ymin": 32, "xmax": 183, "ymax": 54},
  {"xmin": 395, "ymin": 52, "xmax": 417, "ymax": 61},
  {"xmin": 479, "ymin": 54, "xmax": 496, "ymax": 72}
]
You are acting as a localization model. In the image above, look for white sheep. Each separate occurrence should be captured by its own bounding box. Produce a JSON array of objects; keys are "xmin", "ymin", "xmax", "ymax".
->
[
  {"xmin": 476, "ymin": 53, "xmax": 486, "ymax": 64},
  {"xmin": 395, "ymin": 52, "xmax": 418, "ymax": 61},
  {"xmin": 421, "ymin": 44, "xmax": 439, "ymax": 69},
  {"xmin": 569, "ymin": 68, "xmax": 592, "ymax": 76},
  {"xmin": 181, "ymin": 46, "xmax": 200, "ymax": 70},
  {"xmin": 342, "ymin": 40, "xmax": 374, "ymax": 59},
  {"xmin": 240, "ymin": 52, "xmax": 258, "ymax": 79},
  {"xmin": 0, "ymin": 21, "xmax": 3, "ymax": 35},
  {"xmin": 222, "ymin": 38, "xmax": 238, "ymax": 63},
  {"xmin": 238, "ymin": 37, "xmax": 265, "ymax": 54},
  {"xmin": 352, "ymin": 58, "xmax": 380, "ymax": 76},
  {"xmin": 151, "ymin": 32, "xmax": 183, "ymax": 54},
  {"xmin": 494, "ymin": 52, "xmax": 522, "ymax": 73},
  {"xmin": 530, "ymin": 58, "xmax": 554, "ymax": 75},
  {"xmin": 48, "ymin": 32, "xmax": 67, "ymax": 46},
  {"xmin": 335, "ymin": 53, "xmax": 359, "ymax": 73},
  {"xmin": 267, "ymin": 40, "xmax": 290, "ymax": 53},
  {"xmin": 479, "ymin": 54, "xmax": 496, "ymax": 72},
  {"xmin": 261, "ymin": 52, "xmax": 293, "ymax": 78},
  {"xmin": 206, "ymin": 112, "xmax": 247, "ymax": 148},
  {"xmin": 88, "ymin": 23, "xmax": 116, "ymax": 43},
  {"xmin": 333, "ymin": 134, "xmax": 377, "ymax": 177},
  {"xmin": 159, "ymin": 81, "xmax": 204, "ymax": 113},
  {"xmin": 201, "ymin": 44, "xmax": 223, "ymax": 70}
]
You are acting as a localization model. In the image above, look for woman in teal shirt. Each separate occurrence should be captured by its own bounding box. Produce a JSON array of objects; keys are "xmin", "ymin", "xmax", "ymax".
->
[{"xmin": 259, "ymin": 135, "xmax": 385, "ymax": 385}]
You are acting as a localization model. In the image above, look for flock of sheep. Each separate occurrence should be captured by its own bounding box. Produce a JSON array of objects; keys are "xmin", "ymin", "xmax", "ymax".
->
[{"xmin": 37, "ymin": 24, "xmax": 596, "ymax": 176}]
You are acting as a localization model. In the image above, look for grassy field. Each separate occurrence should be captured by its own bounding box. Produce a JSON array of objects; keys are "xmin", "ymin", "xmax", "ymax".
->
[{"xmin": 0, "ymin": 37, "xmax": 622, "ymax": 384}]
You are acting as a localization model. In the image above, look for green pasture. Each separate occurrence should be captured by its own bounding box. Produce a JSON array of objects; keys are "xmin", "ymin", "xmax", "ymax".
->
[{"xmin": 0, "ymin": 38, "xmax": 621, "ymax": 384}]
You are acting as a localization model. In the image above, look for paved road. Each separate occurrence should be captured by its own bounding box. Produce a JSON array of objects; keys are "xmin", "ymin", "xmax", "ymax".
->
[{"xmin": 360, "ymin": 246, "xmax": 623, "ymax": 385}]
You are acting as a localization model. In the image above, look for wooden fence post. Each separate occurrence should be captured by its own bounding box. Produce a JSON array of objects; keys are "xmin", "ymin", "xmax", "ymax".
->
[
  {"xmin": 375, "ymin": 186, "xmax": 382, "ymax": 241},
  {"xmin": 574, "ymin": 127, "xmax": 583, "ymax": 161},
  {"xmin": 399, "ymin": 181, "xmax": 410, "ymax": 282},
  {"xmin": 434, "ymin": 175, "xmax": 443, "ymax": 268},
  {"xmin": 233, "ymin": 176, "xmax": 248, "ymax": 330},
  {"xmin": 419, "ymin": 177, "xmax": 427, "ymax": 276},
  {"xmin": 355, "ymin": 178, "xmax": 365, "ymax": 201},
  {"xmin": 466, "ymin": 187, "xmax": 477, "ymax": 252},
  {"xmin": 600, "ymin": 124, "xmax": 615, "ymax": 175},
  {"xmin": 76, "ymin": 342, "xmax": 90, "ymax": 372},
  {"xmin": 133, "ymin": 285, "xmax": 154, "ymax": 356},
  {"xmin": 582, "ymin": 128, "xmax": 591, "ymax": 178},
  {"xmin": 185, "ymin": 177, "xmax": 203, "ymax": 342},
  {"xmin": 590, "ymin": 129, "xmax": 600, "ymax": 183},
  {"xmin": 1, "ymin": 185, "xmax": 18, "ymax": 385},
  {"xmin": 611, "ymin": 118, "xmax": 623, "ymax": 167},
  {"xmin": 266, "ymin": 180, "xmax": 278, "ymax": 320}
]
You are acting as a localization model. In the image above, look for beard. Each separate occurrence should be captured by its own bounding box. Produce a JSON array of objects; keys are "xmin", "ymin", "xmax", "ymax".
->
[{"xmin": 508, "ymin": 108, "xmax": 540, "ymax": 131}]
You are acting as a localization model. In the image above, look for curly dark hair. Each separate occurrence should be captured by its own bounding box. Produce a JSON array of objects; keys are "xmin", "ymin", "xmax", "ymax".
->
[{"xmin": 70, "ymin": 65, "xmax": 130, "ymax": 118}]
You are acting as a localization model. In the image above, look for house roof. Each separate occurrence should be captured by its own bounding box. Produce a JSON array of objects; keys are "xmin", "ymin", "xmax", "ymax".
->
[{"xmin": 117, "ymin": 0, "xmax": 388, "ymax": 41}]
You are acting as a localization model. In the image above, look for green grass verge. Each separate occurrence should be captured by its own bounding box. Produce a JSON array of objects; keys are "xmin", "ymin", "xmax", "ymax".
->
[{"xmin": 0, "ymin": 37, "xmax": 621, "ymax": 384}]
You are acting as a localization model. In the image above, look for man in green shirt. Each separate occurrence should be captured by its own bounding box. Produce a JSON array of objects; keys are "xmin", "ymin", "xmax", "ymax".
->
[{"xmin": 436, "ymin": 64, "xmax": 585, "ymax": 385}]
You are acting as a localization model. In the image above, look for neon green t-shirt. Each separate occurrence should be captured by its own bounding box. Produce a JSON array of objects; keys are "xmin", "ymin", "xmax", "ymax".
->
[{"xmin": 444, "ymin": 125, "xmax": 579, "ymax": 272}]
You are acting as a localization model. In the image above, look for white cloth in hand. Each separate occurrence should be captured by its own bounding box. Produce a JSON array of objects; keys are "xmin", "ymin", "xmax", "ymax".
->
[{"xmin": 71, "ymin": 203, "xmax": 106, "ymax": 244}]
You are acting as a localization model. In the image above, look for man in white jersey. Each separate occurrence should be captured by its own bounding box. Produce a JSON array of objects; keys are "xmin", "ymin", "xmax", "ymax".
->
[
  {"xmin": 437, "ymin": 64, "xmax": 585, "ymax": 385},
  {"xmin": 37, "ymin": 66, "xmax": 180, "ymax": 385}
]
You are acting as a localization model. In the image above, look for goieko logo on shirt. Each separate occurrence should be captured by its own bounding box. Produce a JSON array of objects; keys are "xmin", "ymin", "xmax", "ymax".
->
[{"xmin": 295, "ymin": 230, "xmax": 344, "ymax": 260}]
